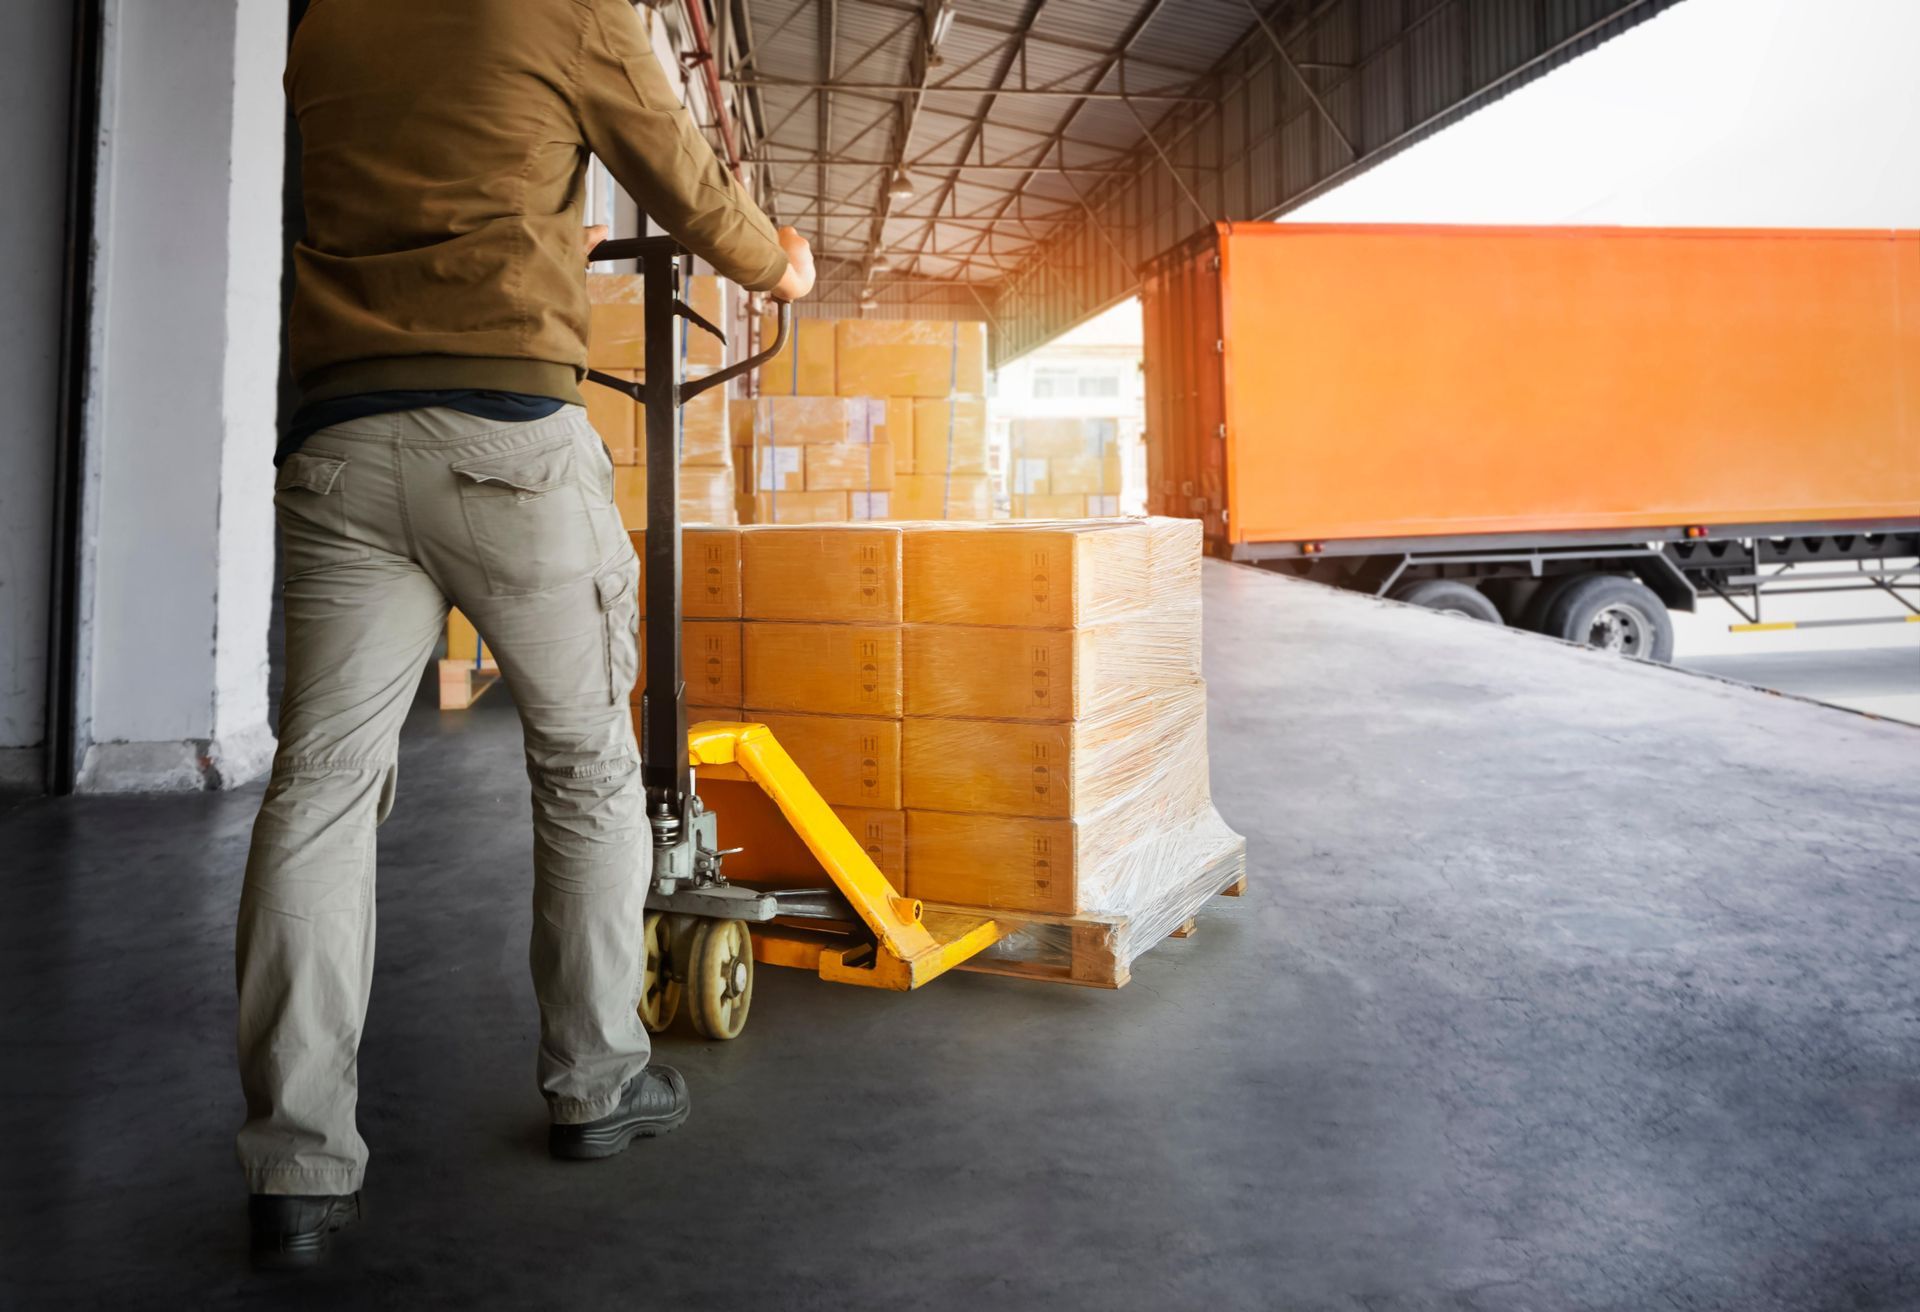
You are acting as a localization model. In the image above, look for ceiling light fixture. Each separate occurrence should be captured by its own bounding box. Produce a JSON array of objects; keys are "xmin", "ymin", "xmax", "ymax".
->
[
  {"xmin": 926, "ymin": 0, "xmax": 957, "ymax": 64},
  {"xmin": 886, "ymin": 170, "xmax": 915, "ymax": 202}
]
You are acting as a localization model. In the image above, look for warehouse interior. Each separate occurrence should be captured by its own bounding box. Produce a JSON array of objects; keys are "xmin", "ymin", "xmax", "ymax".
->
[{"xmin": 3, "ymin": 0, "xmax": 1917, "ymax": 1306}]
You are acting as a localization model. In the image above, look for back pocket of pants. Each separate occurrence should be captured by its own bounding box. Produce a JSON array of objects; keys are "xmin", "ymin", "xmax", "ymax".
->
[
  {"xmin": 275, "ymin": 451, "xmax": 367, "ymax": 578},
  {"xmin": 452, "ymin": 441, "xmax": 602, "ymax": 597}
]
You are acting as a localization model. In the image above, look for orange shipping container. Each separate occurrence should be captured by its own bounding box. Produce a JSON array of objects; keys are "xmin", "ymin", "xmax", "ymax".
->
[{"xmin": 1146, "ymin": 223, "xmax": 1920, "ymax": 554}]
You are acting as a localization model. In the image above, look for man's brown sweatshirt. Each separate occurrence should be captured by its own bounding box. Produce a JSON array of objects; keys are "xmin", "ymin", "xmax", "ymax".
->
[{"xmin": 286, "ymin": 0, "xmax": 789, "ymax": 407}]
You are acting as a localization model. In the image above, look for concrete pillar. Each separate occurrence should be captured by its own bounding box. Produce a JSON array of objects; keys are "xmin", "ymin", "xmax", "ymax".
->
[
  {"xmin": 76, "ymin": 0, "xmax": 286, "ymax": 791},
  {"xmin": 0, "ymin": 3, "xmax": 74, "ymax": 790}
]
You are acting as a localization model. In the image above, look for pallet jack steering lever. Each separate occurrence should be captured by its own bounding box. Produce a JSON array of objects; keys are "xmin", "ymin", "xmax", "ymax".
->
[{"xmin": 580, "ymin": 240, "xmax": 998, "ymax": 1039}]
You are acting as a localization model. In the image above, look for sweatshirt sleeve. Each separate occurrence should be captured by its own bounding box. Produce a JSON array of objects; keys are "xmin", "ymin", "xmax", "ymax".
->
[{"xmin": 575, "ymin": 0, "xmax": 790, "ymax": 293}]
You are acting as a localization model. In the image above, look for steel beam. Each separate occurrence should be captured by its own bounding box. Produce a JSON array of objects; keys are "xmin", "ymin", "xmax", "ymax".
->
[{"xmin": 732, "ymin": 79, "xmax": 1212, "ymax": 102}]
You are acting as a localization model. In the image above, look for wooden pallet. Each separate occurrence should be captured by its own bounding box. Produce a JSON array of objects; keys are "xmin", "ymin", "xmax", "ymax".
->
[
  {"xmin": 438, "ymin": 657, "xmax": 501, "ymax": 710},
  {"xmin": 939, "ymin": 840, "xmax": 1248, "ymax": 990}
]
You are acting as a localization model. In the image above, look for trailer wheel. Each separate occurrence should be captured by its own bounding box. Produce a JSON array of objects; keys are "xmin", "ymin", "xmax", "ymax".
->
[
  {"xmin": 1389, "ymin": 579, "xmax": 1503, "ymax": 625},
  {"xmin": 1544, "ymin": 575, "xmax": 1674, "ymax": 662},
  {"xmin": 1520, "ymin": 573, "xmax": 1589, "ymax": 633}
]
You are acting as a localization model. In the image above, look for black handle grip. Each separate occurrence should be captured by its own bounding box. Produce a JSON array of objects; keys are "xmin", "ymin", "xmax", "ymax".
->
[{"xmin": 681, "ymin": 300, "xmax": 791, "ymax": 402}]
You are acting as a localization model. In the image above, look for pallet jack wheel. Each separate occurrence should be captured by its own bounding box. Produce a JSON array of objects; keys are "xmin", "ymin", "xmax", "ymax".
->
[
  {"xmin": 686, "ymin": 918, "xmax": 753, "ymax": 1040},
  {"xmin": 637, "ymin": 911, "xmax": 682, "ymax": 1032}
]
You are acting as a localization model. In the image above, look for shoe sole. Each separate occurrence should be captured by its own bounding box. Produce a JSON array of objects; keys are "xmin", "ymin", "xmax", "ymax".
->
[{"xmin": 549, "ymin": 1102, "xmax": 691, "ymax": 1161}]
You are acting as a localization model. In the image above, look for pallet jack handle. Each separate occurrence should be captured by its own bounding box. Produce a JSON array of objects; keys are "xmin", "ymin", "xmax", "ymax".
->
[{"xmin": 578, "ymin": 236, "xmax": 795, "ymax": 828}]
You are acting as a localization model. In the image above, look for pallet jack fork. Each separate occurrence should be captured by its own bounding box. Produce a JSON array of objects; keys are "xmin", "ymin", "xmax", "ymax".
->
[{"xmin": 584, "ymin": 237, "xmax": 1006, "ymax": 1039}]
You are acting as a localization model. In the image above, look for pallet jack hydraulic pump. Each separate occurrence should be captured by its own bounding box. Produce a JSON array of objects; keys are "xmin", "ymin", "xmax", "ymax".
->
[{"xmin": 584, "ymin": 236, "xmax": 1006, "ymax": 1040}]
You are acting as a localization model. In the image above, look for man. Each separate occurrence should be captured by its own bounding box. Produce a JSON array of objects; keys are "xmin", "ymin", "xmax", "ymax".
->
[{"xmin": 239, "ymin": 0, "xmax": 814, "ymax": 1266}]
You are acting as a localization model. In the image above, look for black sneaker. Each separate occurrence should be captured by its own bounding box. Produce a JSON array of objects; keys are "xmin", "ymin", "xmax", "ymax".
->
[
  {"xmin": 549, "ymin": 1065, "xmax": 690, "ymax": 1160},
  {"xmin": 249, "ymin": 1191, "xmax": 361, "ymax": 1268}
]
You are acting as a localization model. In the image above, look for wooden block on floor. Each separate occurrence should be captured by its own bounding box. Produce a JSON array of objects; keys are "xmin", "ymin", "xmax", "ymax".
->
[
  {"xmin": 1168, "ymin": 917, "xmax": 1199, "ymax": 939},
  {"xmin": 1220, "ymin": 874, "xmax": 1248, "ymax": 898},
  {"xmin": 438, "ymin": 658, "xmax": 500, "ymax": 710}
]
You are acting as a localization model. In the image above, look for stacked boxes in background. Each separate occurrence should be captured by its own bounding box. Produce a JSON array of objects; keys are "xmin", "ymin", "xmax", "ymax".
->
[
  {"xmin": 586, "ymin": 272, "xmax": 736, "ymax": 526},
  {"xmin": 746, "ymin": 316, "xmax": 992, "ymax": 522},
  {"xmin": 1008, "ymin": 417, "xmax": 1124, "ymax": 518},
  {"xmin": 745, "ymin": 396, "xmax": 897, "ymax": 524}
]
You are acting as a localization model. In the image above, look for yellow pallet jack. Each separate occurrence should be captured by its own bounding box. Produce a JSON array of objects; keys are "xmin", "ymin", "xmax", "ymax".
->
[{"xmin": 585, "ymin": 237, "xmax": 1007, "ymax": 1039}]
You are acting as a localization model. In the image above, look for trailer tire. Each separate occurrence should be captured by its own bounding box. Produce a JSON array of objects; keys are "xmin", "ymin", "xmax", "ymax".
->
[
  {"xmin": 1389, "ymin": 579, "xmax": 1503, "ymax": 625},
  {"xmin": 1521, "ymin": 573, "xmax": 1590, "ymax": 633},
  {"xmin": 1544, "ymin": 575, "xmax": 1674, "ymax": 662}
]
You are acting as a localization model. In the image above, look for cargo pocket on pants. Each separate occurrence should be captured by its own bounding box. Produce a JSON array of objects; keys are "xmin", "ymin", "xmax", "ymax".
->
[
  {"xmin": 452, "ymin": 440, "xmax": 601, "ymax": 597},
  {"xmin": 597, "ymin": 560, "xmax": 640, "ymax": 707},
  {"xmin": 274, "ymin": 451, "xmax": 367, "ymax": 578}
]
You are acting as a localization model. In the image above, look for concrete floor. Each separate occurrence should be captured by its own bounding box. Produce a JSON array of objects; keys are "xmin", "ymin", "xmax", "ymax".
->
[
  {"xmin": 1679, "ymin": 647, "xmax": 1920, "ymax": 727},
  {"xmin": 4, "ymin": 561, "xmax": 1918, "ymax": 1310}
]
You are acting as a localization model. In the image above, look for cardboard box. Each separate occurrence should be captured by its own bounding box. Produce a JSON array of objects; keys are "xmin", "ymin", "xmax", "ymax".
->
[
  {"xmin": 1009, "ymin": 416, "xmax": 1091, "ymax": 460},
  {"xmin": 910, "ymin": 397, "xmax": 988, "ymax": 475},
  {"xmin": 1087, "ymin": 495, "xmax": 1121, "ymax": 516},
  {"xmin": 614, "ymin": 465, "xmax": 647, "ymax": 526},
  {"xmin": 1047, "ymin": 455, "xmax": 1104, "ymax": 496},
  {"xmin": 629, "ymin": 526, "xmax": 741, "ymax": 619},
  {"xmin": 741, "ymin": 525, "xmax": 903, "ymax": 623},
  {"xmin": 804, "ymin": 442, "xmax": 895, "ymax": 492},
  {"xmin": 1015, "ymin": 493, "xmax": 1087, "ymax": 519},
  {"xmin": 749, "ymin": 395, "xmax": 858, "ymax": 446},
  {"xmin": 754, "ymin": 444, "xmax": 805, "ymax": 493},
  {"xmin": 676, "ymin": 384, "xmax": 729, "ymax": 466},
  {"xmin": 849, "ymin": 491, "xmax": 891, "ymax": 521},
  {"xmin": 634, "ymin": 618, "xmax": 741, "ymax": 706},
  {"xmin": 682, "ymin": 275, "xmax": 725, "ymax": 371},
  {"xmin": 751, "ymin": 711, "xmax": 901, "ymax": 809},
  {"xmin": 835, "ymin": 319, "xmax": 987, "ymax": 397},
  {"xmin": 585, "ymin": 370, "xmax": 637, "ymax": 462},
  {"xmin": 586, "ymin": 274, "xmax": 647, "ymax": 370},
  {"xmin": 903, "ymin": 621, "xmax": 1199, "ymax": 721},
  {"xmin": 759, "ymin": 315, "xmax": 837, "ymax": 396},
  {"xmin": 679, "ymin": 465, "xmax": 736, "ymax": 524},
  {"xmin": 744, "ymin": 623, "xmax": 902, "ymax": 716},
  {"xmin": 754, "ymin": 491, "xmax": 849, "ymax": 524},
  {"xmin": 877, "ymin": 397, "xmax": 915, "ymax": 473},
  {"xmin": 901, "ymin": 685, "xmax": 1206, "ymax": 818},
  {"xmin": 1012, "ymin": 458, "xmax": 1049, "ymax": 496},
  {"xmin": 904, "ymin": 811, "xmax": 1084, "ymax": 914},
  {"xmin": 699, "ymin": 778, "xmax": 905, "ymax": 888},
  {"xmin": 903, "ymin": 520, "xmax": 1152, "ymax": 627},
  {"xmin": 892, "ymin": 473, "xmax": 992, "ymax": 520}
]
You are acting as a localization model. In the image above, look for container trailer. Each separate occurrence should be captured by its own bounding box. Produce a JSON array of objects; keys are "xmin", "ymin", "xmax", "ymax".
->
[{"xmin": 1142, "ymin": 223, "xmax": 1920, "ymax": 660}]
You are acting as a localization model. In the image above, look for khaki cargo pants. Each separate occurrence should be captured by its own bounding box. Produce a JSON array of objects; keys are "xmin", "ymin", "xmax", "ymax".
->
[{"xmin": 237, "ymin": 405, "xmax": 647, "ymax": 1196}]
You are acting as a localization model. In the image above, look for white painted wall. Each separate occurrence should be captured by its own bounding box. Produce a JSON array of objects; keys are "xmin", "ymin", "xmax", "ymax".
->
[
  {"xmin": 0, "ymin": 2, "xmax": 74, "ymax": 788},
  {"xmin": 78, "ymin": 0, "xmax": 285, "ymax": 790}
]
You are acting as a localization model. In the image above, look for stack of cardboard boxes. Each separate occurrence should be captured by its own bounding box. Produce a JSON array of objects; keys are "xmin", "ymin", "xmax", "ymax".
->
[
  {"xmin": 620, "ymin": 517, "xmax": 1245, "ymax": 984},
  {"xmin": 585, "ymin": 272, "xmax": 736, "ymax": 526},
  {"xmin": 745, "ymin": 316, "xmax": 994, "ymax": 522},
  {"xmin": 1008, "ymin": 417, "xmax": 1123, "ymax": 518}
]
